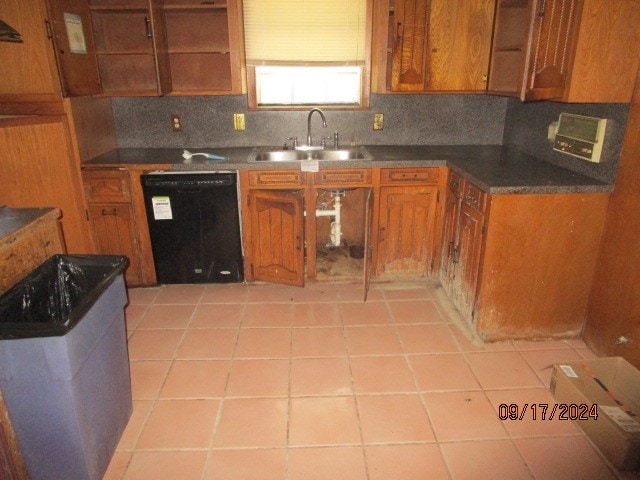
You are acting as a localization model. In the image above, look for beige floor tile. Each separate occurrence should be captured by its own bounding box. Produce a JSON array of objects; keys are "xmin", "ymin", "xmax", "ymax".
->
[
  {"xmin": 127, "ymin": 287, "xmax": 159, "ymax": 305},
  {"xmin": 513, "ymin": 339, "xmax": 573, "ymax": 350},
  {"xmin": 200, "ymin": 283, "xmax": 249, "ymax": 303},
  {"xmin": 380, "ymin": 285, "xmax": 431, "ymax": 301},
  {"xmin": 190, "ymin": 303, "xmax": 245, "ymax": 328},
  {"xmin": 341, "ymin": 301, "xmax": 392, "ymax": 325},
  {"xmin": 290, "ymin": 357, "xmax": 353, "ymax": 396},
  {"xmin": 293, "ymin": 302, "xmax": 342, "ymax": 326},
  {"xmin": 153, "ymin": 284, "xmax": 205, "ymax": 304},
  {"xmin": 159, "ymin": 360, "xmax": 231, "ymax": 399},
  {"xmin": 213, "ymin": 398, "xmax": 288, "ymax": 447},
  {"xmin": 357, "ymin": 394, "xmax": 435, "ymax": 443},
  {"xmin": 176, "ymin": 328, "xmax": 238, "ymax": 359},
  {"xmin": 345, "ymin": 325, "xmax": 404, "ymax": 356},
  {"xmin": 387, "ymin": 299, "xmax": 445, "ymax": 324},
  {"xmin": 124, "ymin": 304, "xmax": 147, "ymax": 331},
  {"xmin": 242, "ymin": 302, "xmax": 293, "ymax": 327},
  {"xmin": 291, "ymin": 327, "xmax": 348, "ymax": 358},
  {"xmin": 136, "ymin": 399, "xmax": 219, "ymax": 449},
  {"xmin": 289, "ymin": 282, "xmax": 346, "ymax": 302},
  {"xmin": 440, "ymin": 439, "xmax": 533, "ymax": 480},
  {"xmin": 397, "ymin": 324, "xmax": 460, "ymax": 354},
  {"xmin": 449, "ymin": 325, "xmax": 515, "ymax": 352},
  {"xmin": 235, "ymin": 328, "xmax": 291, "ymax": 358},
  {"xmin": 484, "ymin": 388, "xmax": 581, "ymax": 437},
  {"xmin": 515, "ymin": 436, "xmax": 617, "ymax": 480},
  {"xmin": 103, "ymin": 450, "xmax": 132, "ymax": 480},
  {"xmin": 204, "ymin": 449, "xmax": 286, "ymax": 480},
  {"xmin": 409, "ymin": 353, "xmax": 481, "ymax": 392},
  {"xmin": 465, "ymin": 351, "xmax": 544, "ymax": 389},
  {"xmin": 423, "ymin": 391, "xmax": 508, "ymax": 441},
  {"xmin": 289, "ymin": 396, "xmax": 362, "ymax": 446},
  {"xmin": 127, "ymin": 330, "xmax": 185, "ymax": 360},
  {"xmin": 136, "ymin": 304, "xmax": 196, "ymax": 329},
  {"xmin": 129, "ymin": 360, "xmax": 171, "ymax": 400},
  {"xmin": 122, "ymin": 451, "xmax": 208, "ymax": 480},
  {"xmin": 350, "ymin": 356, "xmax": 417, "ymax": 394},
  {"xmin": 288, "ymin": 446, "xmax": 368, "ymax": 480},
  {"xmin": 246, "ymin": 283, "xmax": 298, "ymax": 303},
  {"xmin": 338, "ymin": 284, "xmax": 384, "ymax": 302},
  {"xmin": 225, "ymin": 359, "xmax": 289, "ymax": 397},
  {"xmin": 365, "ymin": 444, "xmax": 450, "ymax": 480},
  {"xmin": 116, "ymin": 400, "xmax": 153, "ymax": 451}
]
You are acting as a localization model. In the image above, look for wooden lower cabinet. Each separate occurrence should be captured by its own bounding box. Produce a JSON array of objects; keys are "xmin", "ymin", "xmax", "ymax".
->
[
  {"xmin": 248, "ymin": 189, "xmax": 305, "ymax": 287},
  {"xmin": 376, "ymin": 185, "xmax": 439, "ymax": 277},
  {"xmin": 440, "ymin": 172, "xmax": 486, "ymax": 319},
  {"xmin": 82, "ymin": 168, "xmax": 145, "ymax": 286}
]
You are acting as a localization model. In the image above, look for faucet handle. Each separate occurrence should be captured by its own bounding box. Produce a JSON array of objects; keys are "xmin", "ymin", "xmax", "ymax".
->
[
  {"xmin": 320, "ymin": 136, "xmax": 332, "ymax": 149},
  {"xmin": 285, "ymin": 136, "xmax": 298, "ymax": 149},
  {"xmin": 333, "ymin": 130, "xmax": 339, "ymax": 149}
]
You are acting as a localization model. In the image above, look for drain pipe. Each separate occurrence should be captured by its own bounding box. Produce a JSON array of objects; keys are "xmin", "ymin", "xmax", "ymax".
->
[{"xmin": 316, "ymin": 191, "xmax": 343, "ymax": 247}]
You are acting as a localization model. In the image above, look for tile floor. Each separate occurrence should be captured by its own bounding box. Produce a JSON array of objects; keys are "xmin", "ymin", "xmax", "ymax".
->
[{"xmin": 103, "ymin": 281, "xmax": 636, "ymax": 480}]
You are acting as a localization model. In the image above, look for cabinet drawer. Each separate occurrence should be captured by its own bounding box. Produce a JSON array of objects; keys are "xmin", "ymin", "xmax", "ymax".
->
[
  {"xmin": 462, "ymin": 182, "xmax": 487, "ymax": 212},
  {"xmin": 82, "ymin": 169, "xmax": 131, "ymax": 203},
  {"xmin": 313, "ymin": 168, "xmax": 372, "ymax": 186},
  {"xmin": 380, "ymin": 167, "xmax": 439, "ymax": 184},
  {"xmin": 248, "ymin": 170, "xmax": 306, "ymax": 187},
  {"xmin": 448, "ymin": 172, "xmax": 464, "ymax": 197}
]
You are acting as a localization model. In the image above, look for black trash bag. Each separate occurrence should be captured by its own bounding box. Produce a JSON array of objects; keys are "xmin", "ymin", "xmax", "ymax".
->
[{"xmin": 0, "ymin": 255, "xmax": 127, "ymax": 339}]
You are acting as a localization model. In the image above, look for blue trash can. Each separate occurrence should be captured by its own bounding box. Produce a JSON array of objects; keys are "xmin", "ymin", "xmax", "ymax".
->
[{"xmin": 0, "ymin": 255, "xmax": 132, "ymax": 480}]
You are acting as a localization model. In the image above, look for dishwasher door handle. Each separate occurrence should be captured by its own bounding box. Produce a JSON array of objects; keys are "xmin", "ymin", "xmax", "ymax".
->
[{"xmin": 176, "ymin": 187, "xmax": 202, "ymax": 194}]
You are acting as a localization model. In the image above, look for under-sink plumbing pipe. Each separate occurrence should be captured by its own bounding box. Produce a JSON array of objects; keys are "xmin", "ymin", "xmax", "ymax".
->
[{"xmin": 316, "ymin": 191, "xmax": 343, "ymax": 247}]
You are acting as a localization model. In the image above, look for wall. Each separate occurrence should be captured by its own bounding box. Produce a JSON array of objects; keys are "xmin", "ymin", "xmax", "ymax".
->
[
  {"xmin": 502, "ymin": 99, "xmax": 629, "ymax": 184},
  {"xmin": 111, "ymin": 94, "xmax": 507, "ymax": 148}
]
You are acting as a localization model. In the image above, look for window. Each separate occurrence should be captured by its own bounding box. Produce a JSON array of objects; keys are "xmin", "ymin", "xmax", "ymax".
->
[{"xmin": 243, "ymin": 0, "xmax": 371, "ymax": 108}]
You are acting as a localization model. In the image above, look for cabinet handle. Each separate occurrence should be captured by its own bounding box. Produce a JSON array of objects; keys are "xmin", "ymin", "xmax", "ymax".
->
[
  {"xmin": 452, "ymin": 246, "xmax": 460, "ymax": 264},
  {"xmin": 144, "ymin": 16, "xmax": 152, "ymax": 38},
  {"xmin": 379, "ymin": 226, "xmax": 386, "ymax": 242},
  {"xmin": 296, "ymin": 235, "xmax": 302, "ymax": 251},
  {"xmin": 448, "ymin": 241, "xmax": 454, "ymax": 258},
  {"xmin": 101, "ymin": 208, "xmax": 117, "ymax": 216},
  {"xmin": 465, "ymin": 195, "xmax": 477, "ymax": 207}
]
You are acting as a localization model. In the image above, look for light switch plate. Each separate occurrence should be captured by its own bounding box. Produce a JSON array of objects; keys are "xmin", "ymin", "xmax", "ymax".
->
[
  {"xmin": 373, "ymin": 113, "xmax": 384, "ymax": 130},
  {"xmin": 233, "ymin": 113, "xmax": 245, "ymax": 131}
]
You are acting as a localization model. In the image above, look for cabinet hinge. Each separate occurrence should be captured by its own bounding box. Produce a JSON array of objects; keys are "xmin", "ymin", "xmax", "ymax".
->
[
  {"xmin": 481, "ymin": 224, "xmax": 487, "ymax": 235},
  {"xmin": 44, "ymin": 19, "xmax": 53, "ymax": 40},
  {"xmin": 85, "ymin": 209, "xmax": 90, "ymax": 221},
  {"xmin": 250, "ymin": 264, "xmax": 254, "ymax": 276},
  {"xmin": 436, "ymin": 191, "xmax": 440, "ymax": 203},
  {"xmin": 430, "ymin": 259, "xmax": 434, "ymax": 272},
  {"xmin": 246, "ymin": 195, "xmax": 250, "ymax": 207}
]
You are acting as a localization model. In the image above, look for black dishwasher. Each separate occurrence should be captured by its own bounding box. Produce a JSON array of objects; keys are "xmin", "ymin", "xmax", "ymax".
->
[{"xmin": 141, "ymin": 172, "xmax": 243, "ymax": 284}]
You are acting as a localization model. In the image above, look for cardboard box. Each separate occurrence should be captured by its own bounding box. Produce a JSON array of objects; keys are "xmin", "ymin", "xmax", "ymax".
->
[{"xmin": 550, "ymin": 357, "xmax": 640, "ymax": 471}]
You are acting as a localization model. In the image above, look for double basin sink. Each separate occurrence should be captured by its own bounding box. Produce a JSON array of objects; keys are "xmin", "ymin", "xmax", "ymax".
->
[{"xmin": 249, "ymin": 146, "xmax": 372, "ymax": 162}]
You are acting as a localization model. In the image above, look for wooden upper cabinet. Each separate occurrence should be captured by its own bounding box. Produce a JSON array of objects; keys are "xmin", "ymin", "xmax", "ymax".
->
[
  {"xmin": 46, "ymin": 0, "xmax": 102, "ymax": 96},
  {"xmin": 89, "ymin": 0, "xmax": 171, "ymax": 96},
  {"xmin": 164, "ymin": 0, "xmax": 245, "ymax": 95},
  {"xmin": 427, "ymin": 0, "xmax": 495, "ymax": 91},
  {"xmin": 373, "ymin": 0, "xmax": 495, "ymax": 92},
  {"xmin": 563, "ymin": 0, "xmax": 640, "ymax": 103},
  {"xmin": 0, "ymin": 0, "xmax": 63, "ymax": 102},
  {"xmin": 487, "ymin": 0, "xmax": 578, "ymax": 100},
  {"xmin": 390, "ymin": 0, "xmax": 429, "ymax": 91},
  {"xmin": 488, "ymin": 0, "xmax": 640, "ymax": 102}
]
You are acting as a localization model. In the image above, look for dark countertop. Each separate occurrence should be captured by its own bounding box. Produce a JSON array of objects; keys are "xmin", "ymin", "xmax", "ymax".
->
[
  {"xmin": 0, "ymin": 207, "xmax": 58, "ymax": 239},
  {"xmin": 83, "ymin": 145, "xmax": 612, "ymax": 194}
]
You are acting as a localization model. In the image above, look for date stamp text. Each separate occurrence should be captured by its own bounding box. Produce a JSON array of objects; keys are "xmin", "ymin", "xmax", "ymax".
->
[{"xmin": 498, "ymin": 403, "xmax": 598, "ymax": 421}]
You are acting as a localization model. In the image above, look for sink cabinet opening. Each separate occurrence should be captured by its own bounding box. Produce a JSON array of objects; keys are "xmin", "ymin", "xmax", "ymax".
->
[{"xmin": 314, "ymin": 188, "xmax": 368, "ymax": 281}]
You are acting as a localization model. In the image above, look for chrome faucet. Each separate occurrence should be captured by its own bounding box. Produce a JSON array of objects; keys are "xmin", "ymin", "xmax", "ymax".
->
[{"xmin": 306, "ymin": 108, "xmax": 327, "ymax": 148}]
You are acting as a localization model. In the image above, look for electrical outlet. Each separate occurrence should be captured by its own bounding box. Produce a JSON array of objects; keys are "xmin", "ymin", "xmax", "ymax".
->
[
  {"xmin": 171, "ymin": 114, "xmax": 182, "ymax": 132},
  {"xmin": 373, "ymin": 113, "xmax": 384, "ymax": 130},
  {"xmin": 233, "ymin": 113, "xmax": 245, "ymax": 131}
]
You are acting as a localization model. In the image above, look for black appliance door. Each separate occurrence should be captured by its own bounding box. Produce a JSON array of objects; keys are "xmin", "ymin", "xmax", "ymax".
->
[{"xmin": 141, "ymin": 173, "xmax": 243, "ymax": 284}]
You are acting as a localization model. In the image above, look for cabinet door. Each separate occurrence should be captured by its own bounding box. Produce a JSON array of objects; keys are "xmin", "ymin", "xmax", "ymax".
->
[
  {"xmin": 439, "ymin": 187, "xmax": 460, "ymax": 292},
  {"xmin": 90, "ymin": 0, "xmax": 171, "ymax": 96},
  {"xmin": 0, "ymin": 0, "xmax": 62, "ymax": 101},
  {"xmin": 377, "ymin": 185, "xmax": 438, "ymax": 277},
  {"xmin": 455, "ymin": 203, "xmax": 485, "ymax": 321},
  {"xmin": 88, "ymin": 203, "xmax": 144, "ymax": 285},
  {"xmin": 522, "ymin": 0, "xmax": 579, "ymax": 100},
  {"xmin": 390, "ymin": 0, "xmax": 429, "ymax": 91},
  {"xmin": 46, "ymin": 0, "xmax": 102, "ymax": 96},
  {"xmin": 427, "ymin": 0, "xmax": 495, "ymax": 91},
  {"xmin": 249, "ymin": 190, "xmax": 305, "ymax": 287}
]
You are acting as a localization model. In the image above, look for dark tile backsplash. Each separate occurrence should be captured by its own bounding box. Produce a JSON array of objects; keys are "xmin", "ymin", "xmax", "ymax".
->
[{"xmin": 111, "ymin": 93, "xmax": 628, "ymax": 184}]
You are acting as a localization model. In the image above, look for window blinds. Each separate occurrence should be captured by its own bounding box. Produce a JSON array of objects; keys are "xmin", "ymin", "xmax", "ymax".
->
[{"xmin": 243, "ymin": 0, "xmax": 367, "ymax": 66}]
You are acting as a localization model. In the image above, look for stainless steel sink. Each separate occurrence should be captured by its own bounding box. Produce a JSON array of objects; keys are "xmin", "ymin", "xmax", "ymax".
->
[{"xmin": 249, "ymin": 146, "xmax": 371, "ymax": 162}]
